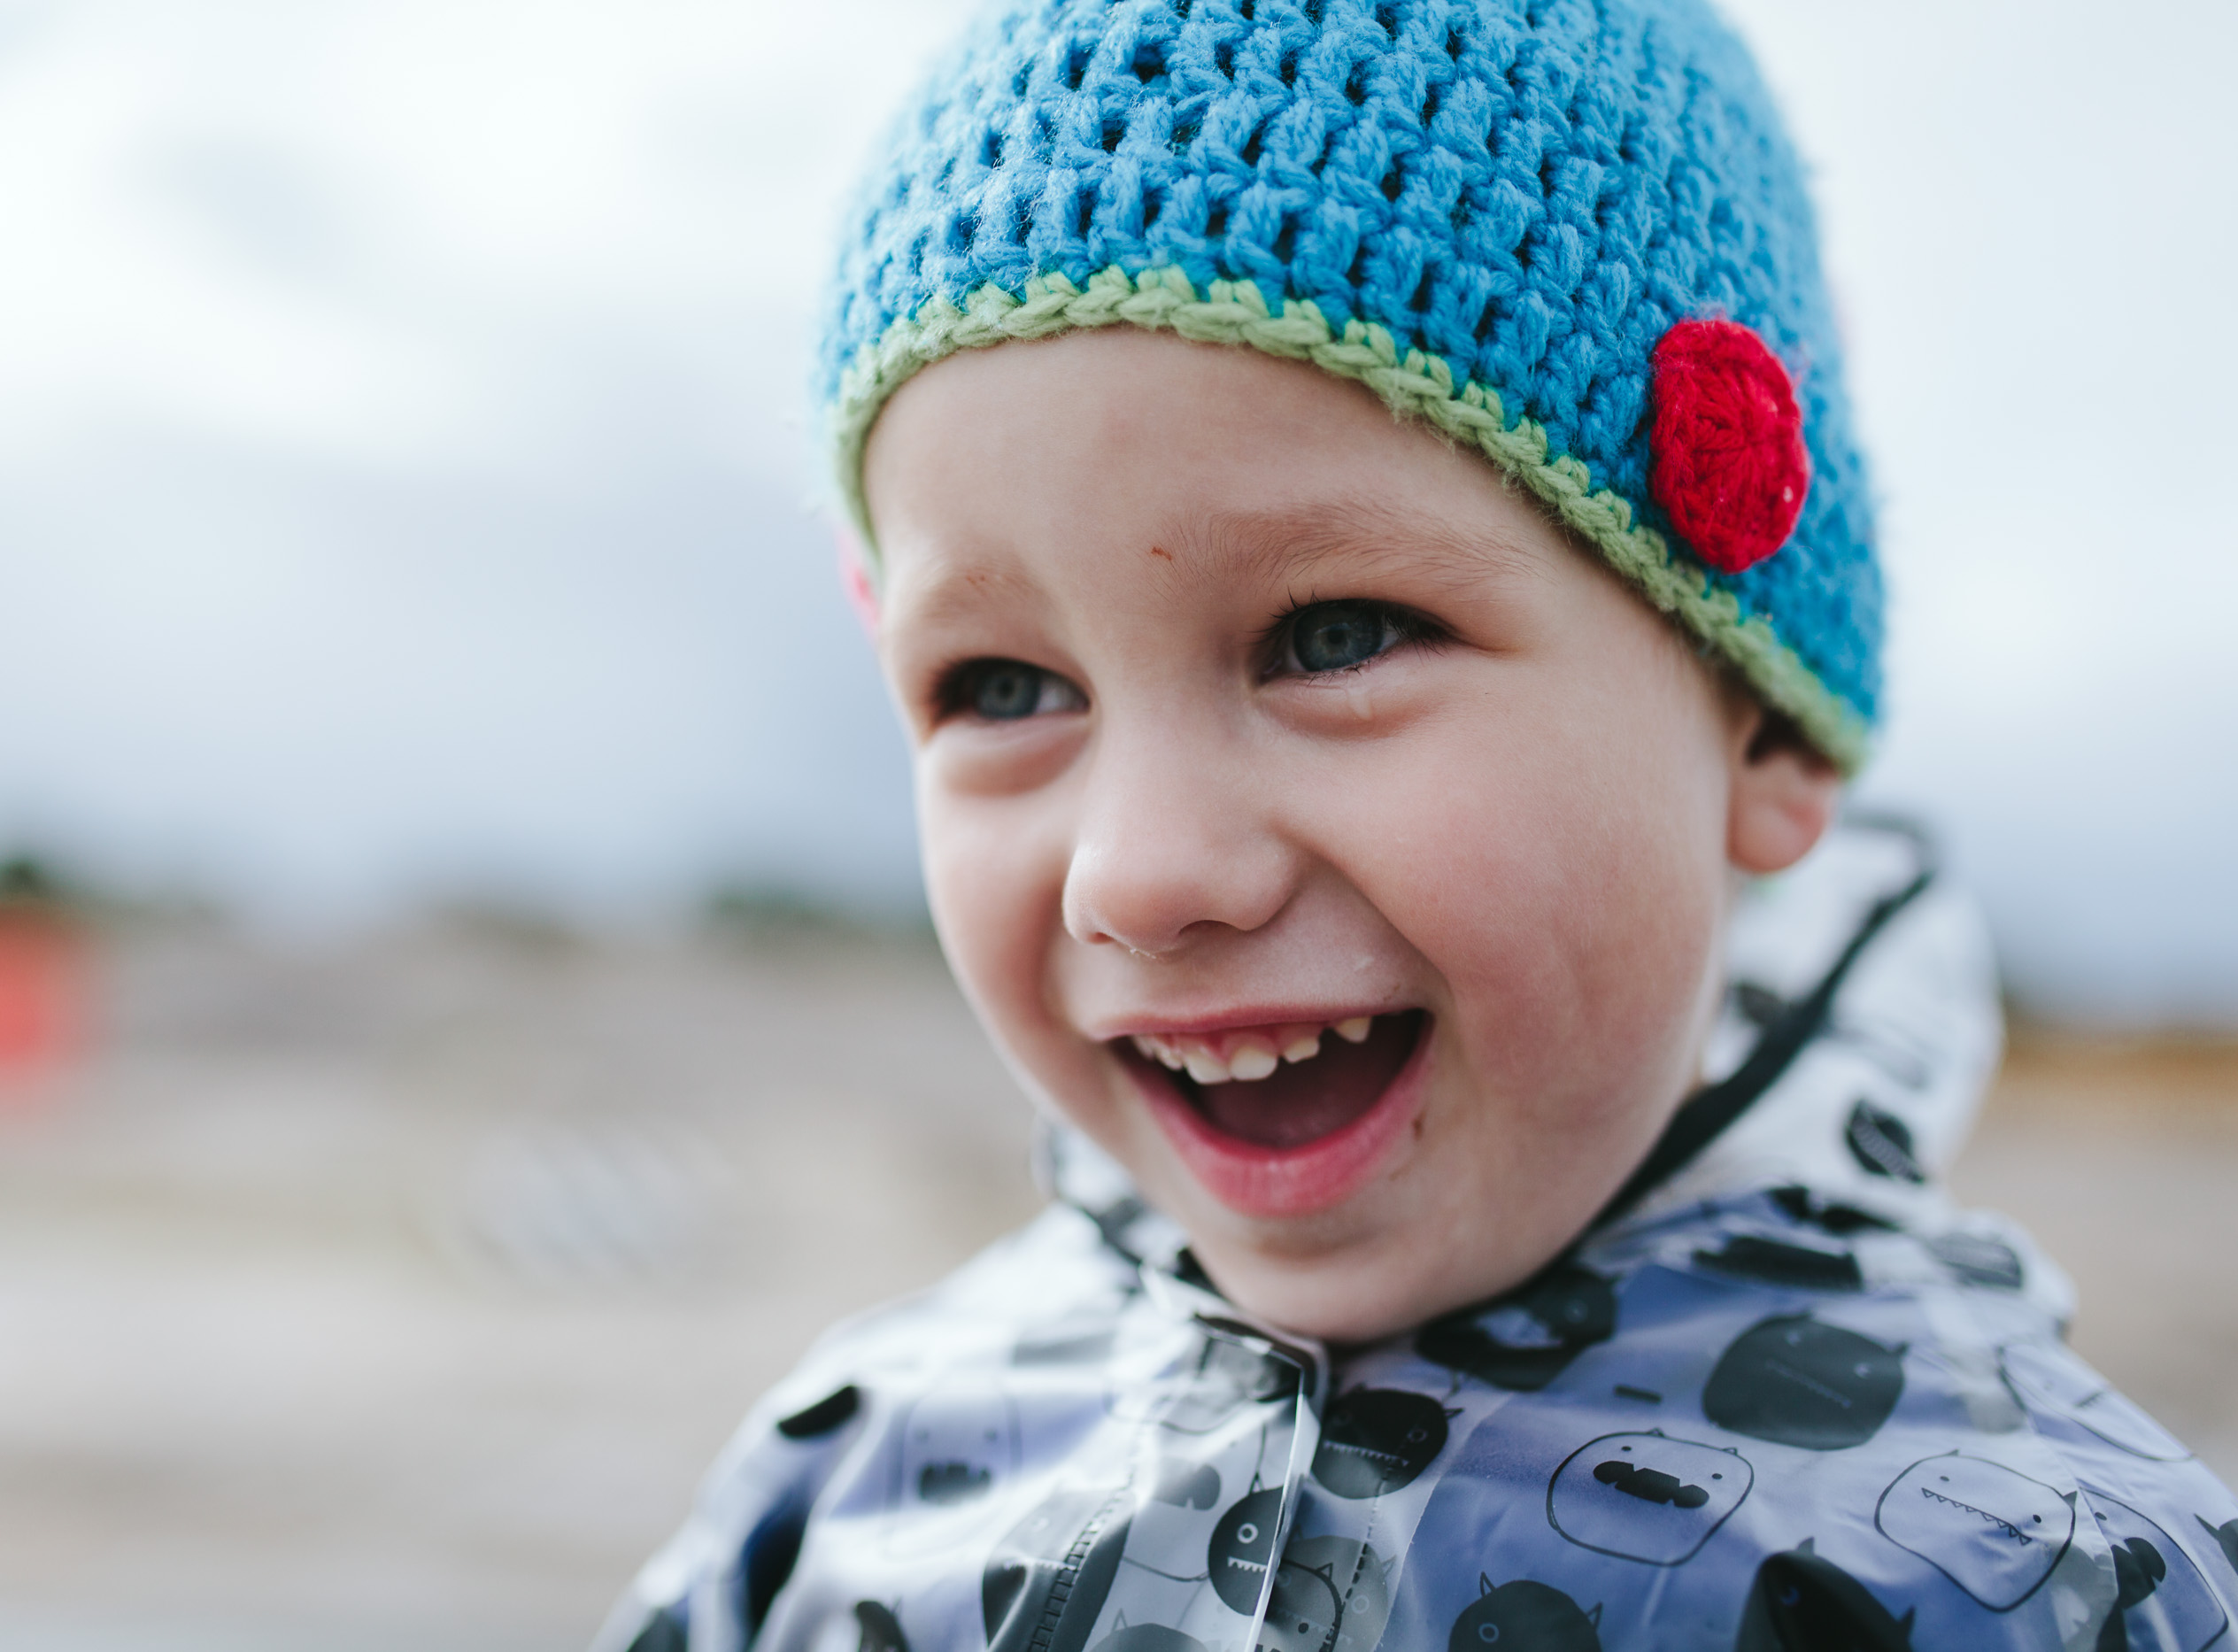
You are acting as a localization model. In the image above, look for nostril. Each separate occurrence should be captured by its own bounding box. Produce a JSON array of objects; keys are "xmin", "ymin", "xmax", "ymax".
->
[
  {"xmin": 1061, "ymin": 876, "xmax": 1203, "ymax": 959},
  {"xmin": 1061, "ymin": 788, "xmax": 1297, "ymax": 951}
]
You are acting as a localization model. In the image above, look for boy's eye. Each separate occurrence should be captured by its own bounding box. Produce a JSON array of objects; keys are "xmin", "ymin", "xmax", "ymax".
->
[
  {"xmin": 942, "ymin": 659, "xmax": 1086, "ymax": 722},
  {"xmin": 1284, "ymin": 600, "xmax": 1400, "ymax": 674}
]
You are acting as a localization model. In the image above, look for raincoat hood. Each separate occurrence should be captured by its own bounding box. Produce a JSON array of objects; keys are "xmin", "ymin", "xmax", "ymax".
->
[{"xmin": 599, "ymin": 823, "xmax": 2238, "ymax": 1652}]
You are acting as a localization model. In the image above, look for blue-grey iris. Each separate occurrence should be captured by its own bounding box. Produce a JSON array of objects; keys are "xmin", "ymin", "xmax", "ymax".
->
[
  {"xmin": 969, "ymin": 661, "xmax": 1048, "ymax": 720},
  {"xmin": 1291, "ymin": 602, "xmax": 1389, "ymax": 673}
]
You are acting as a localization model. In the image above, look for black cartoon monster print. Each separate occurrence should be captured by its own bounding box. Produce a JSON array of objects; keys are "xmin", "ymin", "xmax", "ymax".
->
[
  {"xmin": 1924, "ymin": 1231, "xmax": 2025, "ymax": 1292},
  {"xmin": 853, "ymin": 1601, "xmax": 909, "ymax": 1652},
  {"xmin": 1312, "ymin": 1388, "xmax": 1455, "ymax": 1498},
  {"xmin": 1089, "ymin": 1627, "xmax": 1210, "ymax": 1652},
  {"xmin": 1208, "ymin": 1487, "xmax": 1285, "ymax": 1612},
  {"xmin": 1547, "ymin": 1431, "xmax": 1753, "ymax": 1565},
  {"xmin": 1594, "ymin": 1456, "xmax": 1708, "ymax": 1507},
  {"xmin": 2199, "ymin": 1514, "xmax": 2238, "ymax": 1578},
  {"xmin": 984, "ymin": 1486, "xmax": 1133, "ymax": 1652},
  {"xmin": 1447, "ymin": 1577, "xmax": 1603, "ymax": 1652},
  {"xmin": 775, "ymin": 1385, "xmax": 860, "ymax": 1440},
  {"xmin": 1151, "ymin": 1457, "xmax": 1223, "ymax": 1509},
  {"xmin": 1730, "ymin": 979, "xmax": 1789, "ymax": 1031},
  {"xmin": 1694, "ymin": 1235, "xmax": 1864, "ymax": 1292},
  {"xmin": 1873, "ymin": 1452, "xmax": 2077, "ymax": 1611},
  {"xmin": 1161, "ymin": 1337, "xmax": 1301, "ymax": 1436},
  {"xmin": 1258, "ymin": 1537, "xmax": 1393, "ymax": 1652},
  {"xmin": 1416, "ymin": 1263, "xmax": 1617, "ymax": 1393},
  {"xmin": 2081, "ymin": 1485, "xmax": 2229, "ymax": 1652},
  {"xmin": 2097, "ymin": 1540, "xmax": 2178, "ymax": 1652},
  {"xmin": 2111, "ymin": 1540, "xmax": 2165, "ymax": 1610},
  {"xmin": 741, "ymin": 1500, "xmax": 810, "ymax": 1633},
  {"xmin": 1768, "ymin": 1185, "xmax": 1897, "ymax": 1237},
  {"xmin": 1733, "ymin": 1540, "xmax": 1914, "ymax": 1652},
  {"xmin": 1702, "ymin": 1316, "xmax": 1905, "ymax": 1451},
  {"xmin": 2002, "ymin": 1343, "xmax": 2192, "ymax": 1463},
  {"xmin": 1845, "ymin": 1100, "xmax": 1926, "ymax": 1183},
  {"xmin": 897, "ymin": 1384, "xmax": 1019, "ymax": 1506}
]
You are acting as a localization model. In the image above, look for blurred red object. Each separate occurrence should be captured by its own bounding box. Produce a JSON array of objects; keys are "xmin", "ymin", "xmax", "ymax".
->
[{"xmin": 0, "ymin": 887, "xmax": 89, "ymax": 1087}]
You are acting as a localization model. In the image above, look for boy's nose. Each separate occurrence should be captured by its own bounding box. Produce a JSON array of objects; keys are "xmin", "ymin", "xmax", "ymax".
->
[{"xmin": 1059, "ymin": 724, "xmax": 1296, "ymax": 956}]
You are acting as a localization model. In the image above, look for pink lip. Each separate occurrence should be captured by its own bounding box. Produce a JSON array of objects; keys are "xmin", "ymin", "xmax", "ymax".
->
[{"xmin": 1125, "ymin": 1016, "xmax": 1432, "ymax": 1219}]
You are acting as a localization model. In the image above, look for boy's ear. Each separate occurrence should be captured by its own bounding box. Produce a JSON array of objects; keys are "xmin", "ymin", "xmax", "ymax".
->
[{"xmin": 1725, "ymin": 699, "xmax": 1841, "ymax": 876}]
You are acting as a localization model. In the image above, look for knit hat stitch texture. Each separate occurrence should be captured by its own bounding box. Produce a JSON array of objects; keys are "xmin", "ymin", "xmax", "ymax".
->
[{"xmin": 820, "ymin": 0, "xmax": 1881, "ymax": 768}]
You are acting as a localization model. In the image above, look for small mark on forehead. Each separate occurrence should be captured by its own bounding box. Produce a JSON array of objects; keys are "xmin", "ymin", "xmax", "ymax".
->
[{"xmin": 1148, "ymin": 544, "xmax": 1173, "ymax": 560}]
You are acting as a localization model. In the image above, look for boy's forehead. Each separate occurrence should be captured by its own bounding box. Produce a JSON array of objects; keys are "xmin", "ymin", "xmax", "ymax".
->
[
  {"xmin": 868, "ymin": 335, "xmax": 1562, "ymax": 619},
  {"xmin": 880, "ymin": 490, "xmax": 1555, "ymax": 629}
]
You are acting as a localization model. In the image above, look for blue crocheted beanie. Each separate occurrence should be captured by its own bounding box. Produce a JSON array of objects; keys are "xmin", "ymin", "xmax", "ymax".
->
[{"xmin": 820, "ymin": 0, "xmax": 1880, "ymax": 769}]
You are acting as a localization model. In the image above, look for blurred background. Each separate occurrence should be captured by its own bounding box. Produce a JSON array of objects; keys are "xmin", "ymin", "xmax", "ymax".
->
[{"xmin": 0, "ymin": 1, "xmax": 2232, "ymax": 1646}]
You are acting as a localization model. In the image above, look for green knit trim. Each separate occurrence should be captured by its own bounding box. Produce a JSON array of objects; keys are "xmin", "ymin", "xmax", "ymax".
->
[{"xmin": 832, "ymin": 263, "xmax": 1871, "ymax": 774}]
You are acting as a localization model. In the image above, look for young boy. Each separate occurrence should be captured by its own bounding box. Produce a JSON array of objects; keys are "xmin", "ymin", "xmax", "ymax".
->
[{"xmin": 600, "ymin": 2, "xmax": 2238, "ymax": 1647}]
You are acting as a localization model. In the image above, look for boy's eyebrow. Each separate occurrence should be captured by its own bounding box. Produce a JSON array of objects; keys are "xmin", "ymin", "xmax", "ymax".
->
[
  {"xmin": 1194, "ymin": 497, "xmax": 1554, "ymax": 592},
  {"xmin": 884, "ymin": 554, "xmax": 1051, "ymax": 631},
  {"xmin": 885, "ymin": 495, "xmax": 1555, "ymax": 630}
]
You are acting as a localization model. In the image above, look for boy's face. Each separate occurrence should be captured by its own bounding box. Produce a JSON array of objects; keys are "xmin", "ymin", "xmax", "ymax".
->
[{"xmin": 864, "ymin": 329, "xmax": 1834, "ymax": 1342}]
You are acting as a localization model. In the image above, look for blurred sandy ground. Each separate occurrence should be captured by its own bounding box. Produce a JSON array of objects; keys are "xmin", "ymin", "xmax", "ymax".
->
[{"xmin": 0, "ymin": 922, "xmax": 2229, "ymax": 1650}]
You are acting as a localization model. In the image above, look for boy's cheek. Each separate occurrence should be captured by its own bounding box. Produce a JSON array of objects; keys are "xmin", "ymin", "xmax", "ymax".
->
[
  {"xmin": 918, "ymin": 719, "xmax": 1087, "ymax": 799},
  {"xmin": 918, "ymin": 777, "xmax": 1169, "ymax": 1164},
  {"xmin": 1311, "ymin": 722, "xmax": 1722, "ymax": 1089},
  {"xmin": 918, "ymin": 786, "xmax": 1089, "ymax": 1082}
]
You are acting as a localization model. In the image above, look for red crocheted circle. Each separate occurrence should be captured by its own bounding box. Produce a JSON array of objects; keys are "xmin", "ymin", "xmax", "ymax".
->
[{"xmin": 1648, "ymin": 318, "xmax": 1810, "ymax": 575}]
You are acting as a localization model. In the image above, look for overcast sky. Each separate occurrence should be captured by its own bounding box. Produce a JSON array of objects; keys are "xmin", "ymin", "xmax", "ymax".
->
[{"xmin": 0, "ymin": 0, "xmax": 2232, "ymax": 1024}]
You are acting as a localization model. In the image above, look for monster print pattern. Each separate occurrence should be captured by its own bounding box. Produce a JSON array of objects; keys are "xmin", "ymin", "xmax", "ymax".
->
[
  {"xmin": 1416, "ymin": 1264, "xmax": 1618, "ymax": 1393},
  {"xmin": 1205, "ymin": 1488, "xmax": 1285, "ymax": 1614},
  {"xmin": 595, "ymin": 831, "xmax": 2238, "ymax": 1652},
  {"xmin": 1448, "ymin": 1577, "xmax": 1603, "ymax": 1652},
  {"xmin": 2080, "ymin": 1486, "xmax": 2228, "ymax": 1652},
  {"xmin": 1547, "ymin": 1432, "xmax": 1753, "ymax": 1565},
  {"xmin": 2003, "ymin": 1343, "xmax": 2193, "ymax": 1463},
  {"xmin": 1732, "ymin": 1541, "xmax": 1914, "ymax": 1652},
  {"xmin": 1312, "ymin": 1390, "xmax": 1453, "ymax": 1499},
  {"xmin": 1257, "ymin": 1537, "xmax": 1391, "ymax": 1652},
  {"xmin": 1702, "ymin": 1316, "xmax": 1906, "ymax": 1451},
  {"xmin": 1873, "ymin": 1453, "xmax": 2076, "ymax": 1610}
]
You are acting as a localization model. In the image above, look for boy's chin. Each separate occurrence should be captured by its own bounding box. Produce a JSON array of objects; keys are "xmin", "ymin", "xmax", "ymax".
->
[{"xmin": 1183, "ymin": 1224, "xmax": 1526, "ymax": 1347}]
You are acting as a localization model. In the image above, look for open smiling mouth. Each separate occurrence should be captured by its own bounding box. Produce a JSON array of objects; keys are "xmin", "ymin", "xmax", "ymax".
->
[
  {"xmin": 1112, "ymin": 1012, "xmax": 1431, "ymax": 1217},
  {"xmin": 1122, "ymin": 1011, "xmax": 1428, "ymax": 1148}
]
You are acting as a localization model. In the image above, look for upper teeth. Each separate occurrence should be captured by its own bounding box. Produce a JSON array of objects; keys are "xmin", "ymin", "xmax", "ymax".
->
[
  {"xmin": 1183, "ymin": 1048, "xmax": 1228, "ymax": 1085},
  {"xmin": 1229, "ymin": 1046, "xmax": 1278, "ymax": 1081},
  {"xmin": 1129, "ymin": 1015, "xmax": 1381, "ymax": 1085}
]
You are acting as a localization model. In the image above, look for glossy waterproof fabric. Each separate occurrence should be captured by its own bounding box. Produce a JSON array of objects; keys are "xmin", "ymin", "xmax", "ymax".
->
[{"xmin": 598, "ymin": 831, "xmax": 2238, "ymax": 1652}]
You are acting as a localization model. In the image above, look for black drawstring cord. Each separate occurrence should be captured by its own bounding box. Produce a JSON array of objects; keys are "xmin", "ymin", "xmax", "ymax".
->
[{"xmin": 1590, "ymin": 849, "xmax": 1937, "ymax": 1232}]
